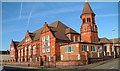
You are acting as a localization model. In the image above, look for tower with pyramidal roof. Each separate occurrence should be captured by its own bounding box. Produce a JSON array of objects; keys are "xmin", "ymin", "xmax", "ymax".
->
[{"xmin": 80, "ymin": 2, "xmax": 99, "ymax": 43}]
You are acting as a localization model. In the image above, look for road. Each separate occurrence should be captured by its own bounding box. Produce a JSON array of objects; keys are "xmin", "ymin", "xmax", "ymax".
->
[
  {"xmin": 2, "ymin": 58, "xmax": 120, "ymax": 71},
  {"xmin": 91, "ymin": 58, "xmax": 120, "ymax": 69}
]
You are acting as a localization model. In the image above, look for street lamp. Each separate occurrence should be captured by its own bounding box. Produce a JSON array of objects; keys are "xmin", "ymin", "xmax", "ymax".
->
[{"xmin": 112, "ymin": 29, "xmax": 116, "ymax": 58}]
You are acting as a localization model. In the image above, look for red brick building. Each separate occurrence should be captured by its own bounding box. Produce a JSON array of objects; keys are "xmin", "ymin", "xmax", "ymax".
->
[{"xmin": 9, "ymin": 2, "xmax": 120, "ymax": 66}]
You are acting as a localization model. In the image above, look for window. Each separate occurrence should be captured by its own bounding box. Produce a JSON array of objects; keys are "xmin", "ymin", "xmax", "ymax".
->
[
  {"xmin": 65, "ymin": 46, "xmax": 74, "ymax": 52},
  {"xmin": 42, "ymin": 35, "xmax": 50, "ymax": 53},
  {"xmin": 73, "ymin": 36, "xmax": 75, "ymax": 42},
  {"xmin": 26, "ymin": 39, "xmax": 27, "ymax": 42},
  {"xmin": 48, "ymin": 56, "xmax": 51, "ymax": 61},
  {"xmin": 28, "ymin": 38, "xmax": 30, "ymax": 41},
  {"xmin": 75, "ymin": 36, "xmax": 79, "ymax": 42},
  {"xmin": 87, "ymin": 18, "xmax": 91, "ymax": 22},
  {"xmin": 36, "ymin": 57, "xmax": 38, "ymax": 61},
  {"xmin": 83, "ymin": 18, "xmax": 86, "ymax": 23},
  {"xmin": 84, "ymin": 27, "xmax": 86, "ymax": 32},
  {"xmin": 28, "ymin": 45, "xmax": 31, "ymax": 55},
  {"xmin": 91, "ymin": 46, "xmax": 96, "ymax": 52},
  {"xmin": 46, "ymin": 35, "xmax": 50, "ymax": 52},
  {"xmin": 21, "ymin": 49, "xmax": 23, "ymax": 56},
  {"xmin": 92, "ymin": 25, "xmax": 94, "ymax": 31},
  {"xmin": 30, "ymin": 58, "xmax": 32, "ymax": 62},
  {"xmin": 107, "ymin": 46, "xmax": 110, "ymax": 52},
  {"xmin": 61, "ymin": 55, "xmax": 63, "ymax": 60},
  {"xmin": 42, "ymin": 36, "xmax": 45, "ymax": 53},
  {"xmin": 11, "ymin": 48, "xmax": 14, "ymax": 57},
  {"xmin": 33, "ymin": 45, "xmax": 36, "ymax": 55},
  {"xmin": 82, "ymin": 45, "xmax": 88, "ymax": 51},
  {"xmin": 25, "ymin": 47, "xmax": 27, "ymax": 56},
  {"xmin": 92, "ymin": 18, "xmax": 95, "ymax": 23},
  {"xmin": 25, "ymin": 58, "xmax": 27, "ymax": 62},
  {"xmin": 18, "ymin": 50, "xmax": 20, "ymax": 57},
  {"xmin": 71, "ymin": 36, "xmax": 74, "ymax": 42}
]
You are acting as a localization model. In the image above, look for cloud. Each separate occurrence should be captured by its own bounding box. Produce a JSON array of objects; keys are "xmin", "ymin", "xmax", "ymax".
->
[
  {"xmin": 19, "ymin": 1, "xmax": 23, "ymax": 19},
  {"xmin": 3, "ymin": 5, "xmax": 82, "ymax": 23},
  {"xmin": 25, "ymin": 10, "xmax": 32, "ymax": 31}
]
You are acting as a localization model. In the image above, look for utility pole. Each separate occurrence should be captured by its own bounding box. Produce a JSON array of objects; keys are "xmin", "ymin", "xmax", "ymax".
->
[{"xmin": 112, "ymin": 29, "xmax": 116, "ymax": 58}]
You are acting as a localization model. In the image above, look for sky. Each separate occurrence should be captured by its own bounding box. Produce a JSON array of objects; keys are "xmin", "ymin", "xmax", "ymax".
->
[{"xmin": 2, "ymin": 2, "xmax": 119, "ymax": 50}]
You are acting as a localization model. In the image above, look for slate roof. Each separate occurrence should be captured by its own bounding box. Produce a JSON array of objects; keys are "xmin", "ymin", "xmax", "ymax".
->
[
  {"xmin": 99, "ymin": 38, "xmax": 120, "ymax": 44},
  {"xmin": 81, "ymin": 2, "xmax": 95, "ymax": 15},
  {"xmin": 17, "ymin": 21, "xmax": 79, "ymax": 46},
  {"xmin": 12, "ymin": 40, "xmax": 19, "ymax": 47},
  {"xmin": 49, "ymin": 21, "xmax": 79, "ymax": 41},
  {"xmin": 109, "ymin": 38, "xmax": 120, "ymax": 43},
  {"xmin": 99, "ymin": 38, "xmax": 111, "ymax": 43}
]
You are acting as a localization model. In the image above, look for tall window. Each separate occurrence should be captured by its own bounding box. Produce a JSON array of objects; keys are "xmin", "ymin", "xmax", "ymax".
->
[
  {"xmin": 84, "ymin": 27, "xmax": 86, "ymax": 32},
  {"xmin": 82, "ymin": 45, "xmax": 88, "ymax": 51},
  {"xmin": 33, "ymin": 45, "xmax": 36, "ymax": 55},
  {"xmin": 92, "ymin": 25, "xmax": 94, "ymax": 31},
  {"xmin": 25, "ymin": 47, "xmax": 27, "ymax": 56},
  {"xmin": 107, "ymin": 46, "xmax": 110, "ymax": 52},
  {"xmin": 46, "ymin": 35, "xmax": 50, "ymax": 52},
  {"xmin": 11, "ymin": 48, "xmax": 14, "ymax": 57},
  {"xmin": 18, "ymin": 50, "xmax": 20, "ymax": 57},
  {"xmin": 21, "ymin": 49, "xmax": 23, "ymax": 56},
  {"xmin": 65, "ymin": 46, "xmax": 74, "ymax": 52},
  {"xmin": 83, "ymin": 18, "xmax": 86, "ymax": 23},
  {"xmin": 42, "ymin": 35, "xmax": 50, "ymax": 53},
  {"xmin": 71, "ymin": 36, "xmax": 74, "ymax": 42},
  {"xmin": 91, "ymin": 46, "xmax": 96, "ymax": 52},
  {"xmin": 92, "ymin": 18, "xmax": 95, "ymax": 23},
  {"xmin": 28, "ymin": 45, "xmax": 31, "ymax": 55}
]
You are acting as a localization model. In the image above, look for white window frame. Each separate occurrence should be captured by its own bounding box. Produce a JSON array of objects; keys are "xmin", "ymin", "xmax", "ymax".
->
[
  {"xmin": 78, "ymin": 54, "xmax": 81, "ymax": 60},
  {"xmin": 91, "ymin": 46, "xmax": 96, "ymax": 52},
  {"xmin": 18, "ymin": 50, "xmax": 20, "ymax": 57},
  {"xmin": 82, "ymin": 45, "xmax": 88, "ymax": 52},
  {"xmin": 30, "ymin": 58, "xmax": 32, "ymax": 62},
  {"xmin": 61, "ymin": 55, "xmax": 63, "ymax": 61},
  {"xmin": 36, "ymin": 57, "xmax": 38, "ymax": 61},
  {"xmin": 107, "ymin": 46, "xmax": 110, "ymax": 52},
  {"xmin": 28, "ymin": 45, "xmax": 31, "ymax": 55},
  {"xmin": 48, "ymin": 56, "xmax": 51, "ymax": 61},
  {"xmin": 21, "ymin": 49, "xmax": 23, "ymax": 56},
  {"xmin": 25, "ymin": 47, "xmax": 27, "ymax": 56},
  {"xmin": 42, "ymin": 35, "xmax": 50, "ymax": 53},
  {"xmin": 33, "ymin": 45, "xmax": 36, "ymax": 55}
]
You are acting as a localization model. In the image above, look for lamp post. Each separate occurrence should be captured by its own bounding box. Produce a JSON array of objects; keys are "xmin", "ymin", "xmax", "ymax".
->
[{"xmin": 112, "ymin": 29, "xmax": 116, "ymax": 58}]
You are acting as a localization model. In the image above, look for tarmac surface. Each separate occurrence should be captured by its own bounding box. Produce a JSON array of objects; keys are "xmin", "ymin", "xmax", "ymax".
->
[{"xmin": 1, "ymin": 58, "xmax": 120, "ymax": 71}]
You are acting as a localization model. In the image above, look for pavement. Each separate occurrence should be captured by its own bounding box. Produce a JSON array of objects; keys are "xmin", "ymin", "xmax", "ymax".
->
[{"xmin": 2, "ymin": 58, "xmax": 120, "ymax": 71}]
